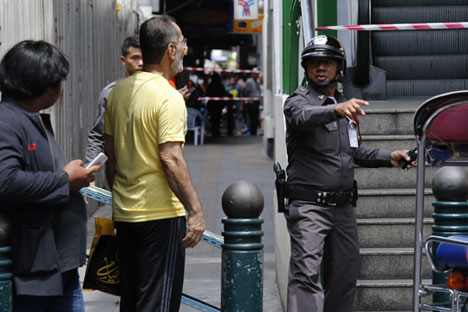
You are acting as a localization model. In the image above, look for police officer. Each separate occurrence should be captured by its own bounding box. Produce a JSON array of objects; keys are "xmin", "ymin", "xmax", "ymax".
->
[{"xmin": 283, "ymin": 35, "xmax": 413, "ymax": 312}]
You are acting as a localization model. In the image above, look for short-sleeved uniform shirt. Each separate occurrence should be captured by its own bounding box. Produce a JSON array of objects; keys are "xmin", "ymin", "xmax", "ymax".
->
[{"xmin": 104, "ymin": 71, "xmax": 187, "ymax": 222}]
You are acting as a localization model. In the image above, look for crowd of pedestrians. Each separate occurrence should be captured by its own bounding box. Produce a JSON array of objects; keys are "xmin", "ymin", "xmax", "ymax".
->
[{"xmin": 180, "ymin": 69, "xmax": 263, "ymax": 137}]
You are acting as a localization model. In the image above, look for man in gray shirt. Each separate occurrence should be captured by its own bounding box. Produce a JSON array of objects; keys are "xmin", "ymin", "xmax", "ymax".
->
[
  {"xmin": 85, "ymin": 35, "xmax": 143, "ymax": 164},
  {"xmin": 244, "ymin": 69, "xmax": 261, "ymax": 135},
  {"xmin": 283, "ymin": 35, "xmax": 414, "ymax": 312}
]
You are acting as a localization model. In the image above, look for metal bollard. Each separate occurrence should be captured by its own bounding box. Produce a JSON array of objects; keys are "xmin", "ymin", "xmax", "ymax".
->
[
  {"xmin": 0, "ymin": 214, "xmax": 11, "ymax": 312},
  {"xmin": 431, "ymin": 166, "xmax": 468, "ymax": 303},
  {"xmin": 221, "ymin": 180, "xmax": 264, "ymax": 312}
]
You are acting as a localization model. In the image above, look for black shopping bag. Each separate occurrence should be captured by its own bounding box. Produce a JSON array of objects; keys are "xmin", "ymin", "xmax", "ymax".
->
[{"xmin": 83, "ymin": 217, "xmax": 120, "ymax": 296}]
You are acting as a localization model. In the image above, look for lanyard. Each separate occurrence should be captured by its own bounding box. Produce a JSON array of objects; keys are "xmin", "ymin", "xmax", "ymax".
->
[{"xmin": 346, "ymin": 116, "xmax": 362, "ymax": 147}]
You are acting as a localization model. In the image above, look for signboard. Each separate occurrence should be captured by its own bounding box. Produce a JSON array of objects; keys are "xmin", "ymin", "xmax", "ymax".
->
[
  {"xmin": 234, "ymin": 0, "xmax": 258, "ymax": 20},
  {"xmin": 233, "ymin": 0, "xmax": 263, "ymax": 34}
]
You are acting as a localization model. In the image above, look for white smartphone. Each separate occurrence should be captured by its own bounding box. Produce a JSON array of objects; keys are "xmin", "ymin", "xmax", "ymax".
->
[{"xmin": 86, "ymin": 152, "xmax": 108, "ymax": 169}]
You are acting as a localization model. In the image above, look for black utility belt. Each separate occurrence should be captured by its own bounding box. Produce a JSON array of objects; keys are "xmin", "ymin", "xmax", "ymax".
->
[{"xmin": 285, "ymin": 182, "xmax": 358, "ymax": 207}]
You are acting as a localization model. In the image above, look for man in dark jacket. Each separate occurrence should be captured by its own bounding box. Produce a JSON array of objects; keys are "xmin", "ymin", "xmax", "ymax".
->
[
  {"xmin": 0, "ymin": 40, "xmax": 100, "ymax": 311},
  {"xmin": 283, "ymin": 35, "xmax": 414, "ymax": 312}
]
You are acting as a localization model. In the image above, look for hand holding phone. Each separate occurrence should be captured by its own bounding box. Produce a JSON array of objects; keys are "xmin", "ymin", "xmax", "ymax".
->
[
  {"xmin": 86, "ymin": 152, "xmax": 108, "ymax": 169},
  {"xmin": 399, "ymin": 148, "xmax": 417, "ymax": 169}
]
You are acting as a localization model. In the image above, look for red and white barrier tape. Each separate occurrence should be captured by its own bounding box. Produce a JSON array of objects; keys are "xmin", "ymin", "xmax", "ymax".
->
[
  {"xmin": 183, "ymin": 67, "xmax": 261, "ymax": 74},
  {"xmin": 198, "ymin": 97, "xmax": 262, "ymax": 101},
  {"xmin": 316, "ymin": 22, "xmax": 468, "ymax": 31}
]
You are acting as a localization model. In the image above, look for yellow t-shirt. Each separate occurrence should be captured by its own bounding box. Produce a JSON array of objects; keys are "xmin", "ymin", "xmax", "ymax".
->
[{"xmin": 104, "ymin": 71, "xmax": 187, "ymax": 222}]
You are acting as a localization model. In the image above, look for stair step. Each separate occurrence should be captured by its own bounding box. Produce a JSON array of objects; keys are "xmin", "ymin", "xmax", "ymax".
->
[
  {"xmin": 372, "ymin": 6, "xmax": 468, "ymax": 24},
  {"xmin": 373, "ymin": 0, "xmax": 468, "ymax": 7},
  {"xmin": 357, "ymin": 218, "xmax": 433, "ymax": 248},
  {"xmin": 376, "ymin": 55, "xmax": 468, "ymax": 80},
  {"xmin": 366, "ymin": 101, "xmax": 422, "ymax": 110},
  {"xmin": 355, "ymin": 166, "xmax": 436, "ymax": 190},
  {"xmin": 357, "ymin": 278, "xmax": 431, "ymax": 287},
  {"xmin": 357, "ymin": 188, "xmax": 434, "ymax": 218},
  {"xmin": 372, "ymin": 30, "xmax": 468, "ymax": 56},
  {"xmin": 354, "ymin": 279, "xmax": 432, "ymax": 311},
  {"xmin": 357, "ymin": 218, "xmax": 433, "ymax": 225},
  {"xmin": 359, "ymin": 189, "xmax": 431, "ymax": 196},
  {"xmin": 361, "ymin": 135, "xmax": 416, "ymax": 153},
  {"xmin": 359, "ymin": 248, "xmax": 431, "ymax": 280},
  {"xmin": 358, "ymin": 110, "xmax": 414, "ymax": 135},
  {"xmin": 387, "ymin": 79, "xmax": 468, "ymax": 98}
]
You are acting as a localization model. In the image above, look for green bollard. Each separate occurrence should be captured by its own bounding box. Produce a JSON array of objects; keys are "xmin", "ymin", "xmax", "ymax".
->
[
  {"xmin": 431, "ymin": 166, "xmax": 468, "ymax": 304},
  {"xmin": 221, "ymin": 180, "xmax": 264, "ymax": 312},
  {"xmin": 0, "ymin": 214, "xmax": 12, "ymax": 312}
]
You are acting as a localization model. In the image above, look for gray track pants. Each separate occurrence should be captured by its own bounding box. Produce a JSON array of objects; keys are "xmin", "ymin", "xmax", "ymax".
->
[{"xmin": 285, "ymin": 200, "xmax": 360, "ymax": 312}]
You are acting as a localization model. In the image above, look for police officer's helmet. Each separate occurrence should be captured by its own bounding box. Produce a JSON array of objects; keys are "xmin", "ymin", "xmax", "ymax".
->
[{"xmin": 301, "ymin": 35, "xmax": 346, "ymax": 88}]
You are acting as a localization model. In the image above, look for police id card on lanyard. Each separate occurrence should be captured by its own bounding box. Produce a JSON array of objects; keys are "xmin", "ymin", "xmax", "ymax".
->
[
  {"xmin": 347, "ymin": 118, "xmax": 359, "ymax": 148},
  {"xmin": 328, "ymin": 96, "xmax": 359, "ymax": 148}
]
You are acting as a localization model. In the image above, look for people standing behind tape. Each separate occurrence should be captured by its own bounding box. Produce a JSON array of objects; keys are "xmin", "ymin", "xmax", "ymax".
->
[
  {"xmin": 283, "ymin": 34, "xmax": 414, "ymax": 312},
  {"xmin": 169, "ymin": 75, "xmax": 193, "ymax": 102},
  {"xmin": 199, "ymin": 73, "xmax": 211, "ymax": 96},
  {"xmin": 206, "ymin": 72, "xmax": 233, "ymax": 136},
  {"xmin": 0, "ymin": 40, "xmax": 101, "ymax": 311},
  {"xmin": 226, "ymin": 76, "xmax": 245, "ymax": 135},
  {"xmin": 235, "ymin": 74, "xmax": 249, "ymax": 134},
  {"xmin": 258, "ymin": 71, "xmax": 265, "ymax": 135},
  {"xmin": 221, "ymin": 72, "xmax": 230, "ymax": 89},
  {"xmin": 244, "ymin": 68, "xmax": 262, "ymax": 135},
  {"xmin": 174, "ymin": 71, "xmax": 199, "ymax": 109},
  {"xmin": 189, "ymin": 71, "xmax": 199, "ymax": 87},
  {"xmin": 104, "ymin": 15, "xmax": 205, "ymax": 311},
  {"xmin": 236, "ymin": 73, "xmax": 246, "ymax": 92},
  {"xmin": 85, "ymin": 35, "xmax": 142, "ymax": 165}
]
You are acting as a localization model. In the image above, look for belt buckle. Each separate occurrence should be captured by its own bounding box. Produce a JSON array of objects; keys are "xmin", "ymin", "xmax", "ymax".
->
[{"xmin": 324, "ymin": 192, "xmax": 336, "ymax": 206}]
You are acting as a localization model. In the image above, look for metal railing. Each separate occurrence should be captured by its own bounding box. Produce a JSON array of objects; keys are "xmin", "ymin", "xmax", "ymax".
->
[{"xmin": 81, "ymin": 185, "xmax": 223, "ymax": 311}]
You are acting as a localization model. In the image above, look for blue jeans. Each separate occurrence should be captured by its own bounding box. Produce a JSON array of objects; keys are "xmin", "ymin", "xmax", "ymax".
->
[{"xmin": 13, "ymin": 269, "xmax": 85, "ymax": 312}]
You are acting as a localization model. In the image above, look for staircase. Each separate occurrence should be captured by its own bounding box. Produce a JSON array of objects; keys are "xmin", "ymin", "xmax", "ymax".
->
[
  {"xmin": 352, "ymin": 100, "xmax": 434, "ymax": 311},
  {"xmin": 371, "ymin": 0, "xmax": 468, "ymax": 97},
  {"xmin": 350, "ymin": 0, "xmax": 468, "ymax": 308}
]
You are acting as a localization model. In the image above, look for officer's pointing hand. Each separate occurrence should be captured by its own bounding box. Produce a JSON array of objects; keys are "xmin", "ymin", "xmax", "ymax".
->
[{"xmin": 335, "ymin": 98, "xmax": 368, "ymax": 119}]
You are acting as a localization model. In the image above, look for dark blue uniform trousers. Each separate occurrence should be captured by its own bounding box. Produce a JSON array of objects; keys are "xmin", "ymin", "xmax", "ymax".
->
[{"xmin": 285, "ymin": 200, "xmax": 360, "ymax": 312}]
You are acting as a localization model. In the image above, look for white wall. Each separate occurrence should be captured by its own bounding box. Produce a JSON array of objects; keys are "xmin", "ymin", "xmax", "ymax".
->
[{"xmin": 273, "ymin": 94, "xmax": 289, "ymax": 310}]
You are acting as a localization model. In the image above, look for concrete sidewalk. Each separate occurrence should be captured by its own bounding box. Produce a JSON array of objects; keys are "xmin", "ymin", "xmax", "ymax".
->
[{"xmin": 81, "ymin": 136, "xmax": 283, "ymax": 311}]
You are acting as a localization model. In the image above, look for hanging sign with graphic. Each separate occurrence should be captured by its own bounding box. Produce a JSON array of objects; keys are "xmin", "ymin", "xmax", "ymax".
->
[
  {"xmin": 234, "ymin": 0, "xmax": 258, "ymax": 20},
  {"xmin": 233, "ymin": 0, "xmax": 263, "ymax": 33}
]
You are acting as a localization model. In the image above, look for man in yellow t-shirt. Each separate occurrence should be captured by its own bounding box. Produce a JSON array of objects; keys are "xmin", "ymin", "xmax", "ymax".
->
[{"xmin": 104, "ymin": 15, "xmax": 205, "ymax": 311}]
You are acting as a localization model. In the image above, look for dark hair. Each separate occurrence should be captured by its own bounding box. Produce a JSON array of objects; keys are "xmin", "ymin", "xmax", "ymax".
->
[
  {"xmin": 121, "ymin": 35, "xmax": 141, "ymax": 57},
  {"xmin": 211, "ymin": 72, "xmax": 221, "ymax": 84},
  {"xmin": 139, "ymin": 15, "xmax": 179, "ymax": 65},
  {"xmin": 0, "ymin": 40, "xmax": 69, "ymax": 99}
]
